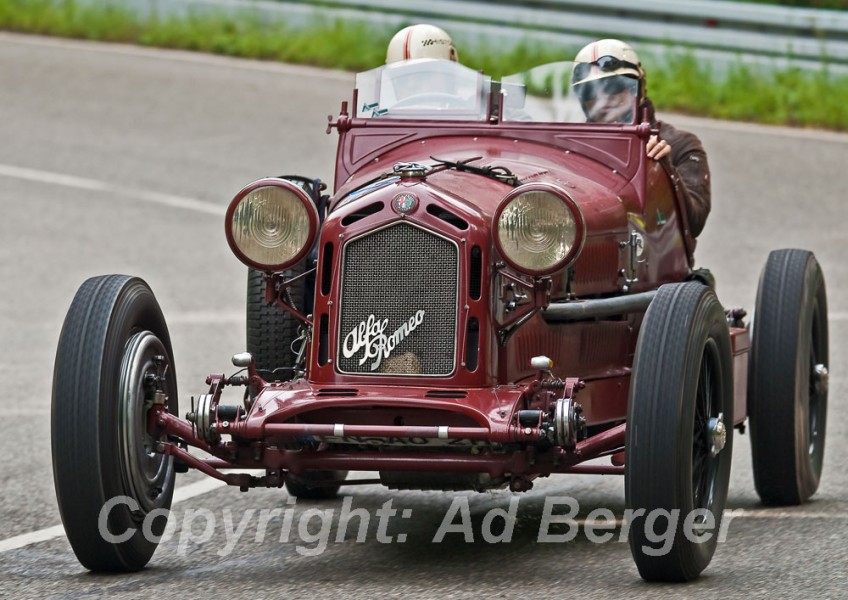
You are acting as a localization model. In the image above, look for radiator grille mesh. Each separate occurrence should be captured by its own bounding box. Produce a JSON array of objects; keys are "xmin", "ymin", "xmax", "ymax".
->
[{"xmin": 338, "ymin": 223, "xmax": 458, "ymax": 376}]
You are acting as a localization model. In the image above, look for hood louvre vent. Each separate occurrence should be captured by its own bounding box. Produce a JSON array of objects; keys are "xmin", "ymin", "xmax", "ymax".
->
[
  {"xmin": 425, "ymin": 390, "xmax": 468, "ymax": 399},
  {"xmin": 341, "ymin": 202, "xmax": 384, "ymax": 226},
  {"xmin": 426, "ymin": 204, "xmax": 468, "ymax": 230},
  {"xmin": 316, "ymin": 388, "xmax": 359, "ymax": 397}
]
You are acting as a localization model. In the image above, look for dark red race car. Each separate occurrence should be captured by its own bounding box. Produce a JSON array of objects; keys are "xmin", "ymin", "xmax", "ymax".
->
[{"xmin": 52, "ymin": 59, "xmax": 829, "ymax": 581}]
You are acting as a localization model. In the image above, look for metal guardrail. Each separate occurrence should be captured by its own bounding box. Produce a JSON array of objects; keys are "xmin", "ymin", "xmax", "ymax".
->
[
  {"xmin": 281, "ymin": 0, "xmax": 848, "ymax": 66},
  {"xmin": 74, "ymin": 0, "xmax": 848, "ymax": 71}
]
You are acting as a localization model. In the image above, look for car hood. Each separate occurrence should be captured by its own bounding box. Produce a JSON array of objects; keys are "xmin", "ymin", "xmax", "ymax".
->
[{"xmin": 332, "ymin": 135, "xmax": 633, "ymax": 233}]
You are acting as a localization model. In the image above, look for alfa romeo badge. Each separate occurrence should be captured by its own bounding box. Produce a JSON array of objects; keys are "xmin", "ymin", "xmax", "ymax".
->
[{"xmin": 392, "ymin": 192, "xmax": 418, "ymax": 214}]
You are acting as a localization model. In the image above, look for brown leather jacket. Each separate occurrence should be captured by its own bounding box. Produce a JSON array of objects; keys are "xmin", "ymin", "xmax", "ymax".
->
[{"xmin": 642, "ymin": 100, "xmax": 712, "ymax": 238}]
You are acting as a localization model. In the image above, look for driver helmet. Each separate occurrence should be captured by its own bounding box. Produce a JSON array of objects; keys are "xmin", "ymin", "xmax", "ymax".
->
[
  {"xmin": 386, "ymin": 24, "xmax": 459, "ymax": 64},
  {"xmin": 572, "ymin": 39, "xmax": 644, "ymax": 123}
]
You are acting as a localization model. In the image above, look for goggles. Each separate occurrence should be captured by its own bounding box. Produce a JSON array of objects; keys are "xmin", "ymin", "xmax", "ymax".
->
[{"xmin": 572, "ymin": 56, "xmax": 641, "ymax": 84}]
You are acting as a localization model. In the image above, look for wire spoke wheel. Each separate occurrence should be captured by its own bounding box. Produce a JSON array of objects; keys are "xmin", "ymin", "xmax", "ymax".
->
[
  {"xmin": 691, "ymin": 340, "xmax": 725, "ymax": 531},
  {"xmin": 626, "ymin": 282, "xmax": 734, "ymax": 582},
  {"xmin": 807, "ymin": 302, "xmax": 827, "ymax": 473},
  {"xmin": 749, "ymin": 249, "xmax": 829, "ymax": 505}
]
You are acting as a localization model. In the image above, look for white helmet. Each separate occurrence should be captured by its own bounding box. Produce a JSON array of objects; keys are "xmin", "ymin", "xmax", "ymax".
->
[
  {"xmin": 386, "ymin": 24, "xmax": 458, "ymax": 64},
  {"xmin": 572, "ymin": 39, "xmax": 644, "ymax": 123},
  {"xmin": 572, "ymin": 38, "xmax": 644, "ymax": 86}
]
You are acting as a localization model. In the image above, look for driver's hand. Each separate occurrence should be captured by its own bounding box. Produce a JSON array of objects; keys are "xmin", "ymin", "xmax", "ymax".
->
[{"xmin": 646, "ymin": 135, "xmax": 672, "ymax": 160}]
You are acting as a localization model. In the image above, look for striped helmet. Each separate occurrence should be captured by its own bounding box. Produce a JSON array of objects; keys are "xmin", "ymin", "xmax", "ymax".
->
[{"xmin": 386, "ymin": 24, "xmax": 459, "ymax": 64}]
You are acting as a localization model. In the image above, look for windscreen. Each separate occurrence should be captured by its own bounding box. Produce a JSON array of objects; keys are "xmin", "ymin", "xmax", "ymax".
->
[
  {"xmin": 355, "ymin": 58, "xmax": 490, "ymax": 121},
  {"xmin": 501, "ymin": 61, "xmax": 639, "ymax": 124}
]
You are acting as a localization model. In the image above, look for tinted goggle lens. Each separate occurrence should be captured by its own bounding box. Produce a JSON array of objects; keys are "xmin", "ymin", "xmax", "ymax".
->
[
  {"xmin": 574, "ymin": 75, "xmax": 637, "ymax": 102},
  {"xmin": 572, "ymin": 56, "xmax": 640, "ymax": 83},
  {"xmin": 595, "ymin": 55, "xmax": 637, "ymax": 72}
]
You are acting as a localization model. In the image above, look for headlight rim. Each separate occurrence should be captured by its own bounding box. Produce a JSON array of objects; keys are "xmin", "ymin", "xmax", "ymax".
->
[
  {"xmin": 492, "ymin": 182, "xmax": 586, "ymax": 276},
  {"xmin": 225, "ymin": 177, "xmax": 320, "ymax": 272}
]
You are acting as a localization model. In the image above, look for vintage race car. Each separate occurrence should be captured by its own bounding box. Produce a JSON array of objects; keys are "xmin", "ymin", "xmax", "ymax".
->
[{"xmin": 52, "ymin": 59, "xmax": 829, "ymax": 581}]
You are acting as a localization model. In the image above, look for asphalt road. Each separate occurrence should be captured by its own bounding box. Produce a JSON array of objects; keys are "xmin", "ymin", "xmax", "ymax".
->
[{"xmin": 0, "ymin": 32, "xmax": 846, "ymax": 599}]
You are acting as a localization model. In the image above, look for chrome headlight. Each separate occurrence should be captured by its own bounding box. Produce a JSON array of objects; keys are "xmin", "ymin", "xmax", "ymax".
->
[
  {"xmin": 493, "ymin": 183, "xmax": 585, "ymax": 275},
  {"xmin": 225, "ymin": 178, "xmax": 319, "ymax": 271}
]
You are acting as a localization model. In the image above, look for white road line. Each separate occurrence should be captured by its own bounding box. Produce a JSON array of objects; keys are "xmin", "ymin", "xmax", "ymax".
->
[
  {"xmin": 831, "ymin": 312, "xmax": 848, "ymax": 322},
  {"xmin": 171, "ymin": 477, "xmax": 227, "ymax": 503},
  {"xmin": 0, "ymin": 478, "xmax": 225, "ymax": 554},
  {"xmin": 0, "ymin": 164, "xmax": 222, "ymax": 216},
  {"xmin": 0, "ymin": 31, "xmax": 353, "ymax": 82},
  {"xmin": 0, "ymin": 525, "xmax": 67, "ymax": 554},
  {"xmin": 1, "ymin": 32, "xmax": 845, "ymax": 144},
  {"xmin": 732, "ymin": 509, "xmax": 848, "ymax": 519},
  {"xmin": 564, "ymin": 510, "xmax": 848, "ymax": 527},
  {"xmin": 2, "ymin": 475, "xmax": 843, "ymax": 554}
]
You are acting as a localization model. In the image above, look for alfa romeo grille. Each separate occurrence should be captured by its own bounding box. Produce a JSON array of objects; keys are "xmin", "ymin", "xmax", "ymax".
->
[{"xmin": 338, "ymin": 222, "xmax": 458, "ymax": 376}]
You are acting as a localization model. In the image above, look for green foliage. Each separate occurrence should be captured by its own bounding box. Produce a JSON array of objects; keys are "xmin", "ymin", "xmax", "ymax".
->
[
  {"xmin": 646, "ymin": 51, "xmax": 848, "ymax": 129},
  {"xmin": 2, "ymin": 0, "xmax": 848, "ymax": 130},
  {"xmin": 465, "ymin": 39, "xmax": 570, "ymax": 79},
  {"xmin": 0, "ymin": 0, "xmax": 139, "ymax": 38}
]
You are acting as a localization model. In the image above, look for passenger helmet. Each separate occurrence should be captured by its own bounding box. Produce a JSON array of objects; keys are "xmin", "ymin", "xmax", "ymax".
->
[
  {"xmin": 571, "ymin": 39, "xmax": 646, "ymax": 123},
  {"xmin": 572, "ymin": 38, "xmax": 644, "ymax": 85},
  {"xmin": 386, "ymin": 24, "xmax": 458, "ymax": 64}
]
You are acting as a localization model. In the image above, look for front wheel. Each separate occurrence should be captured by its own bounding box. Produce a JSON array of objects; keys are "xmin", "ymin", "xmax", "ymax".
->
[
  {"xmin": 285, "ymin": 470, "xmax": 348, "ymax": 500},
  {"xmin": 52, "ymin": 275, "xmax": 178, "ymax": 571},
  {"xmin": 626, "ymin": 282, "xmax": 734, "ymax": 582},
  {"xmin": 749, "ymin": 249, "xmax": 828, "ymax": 505},
  {"xmin": 246, "ymin": 266, "xmax": 305, "ymax": 381}
]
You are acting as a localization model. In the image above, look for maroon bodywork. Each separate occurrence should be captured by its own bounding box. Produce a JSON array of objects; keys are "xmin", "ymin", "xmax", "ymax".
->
[
  {"xmin": 149, "ymin": 87, "xmax": 749, "ymax": 493},
  {"xmin": 52, "ymin": 60, "xmax": 828, "ymax": 580}
]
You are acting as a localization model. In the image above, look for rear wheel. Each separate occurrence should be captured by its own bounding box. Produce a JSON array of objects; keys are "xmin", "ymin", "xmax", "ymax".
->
[
  {"xmin": 749, "ymin": 249, "xmax": 828, "ymax": 505},
  {"xmin": 52, "ymin": 275, "xmax": 177, "ymax": 571},
  {"xmin": 626, "ymin": 282, "xmax": 734, "ymax": 582}
]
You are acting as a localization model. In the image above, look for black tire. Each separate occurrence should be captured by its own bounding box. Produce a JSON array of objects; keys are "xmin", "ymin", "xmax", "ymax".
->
[
  {"xmin": 285, "ymin": 470, "xmax": 348, "ymax": 500},
  {"xmin": 749, "ymin": 249, "xmax": 828, "ymax": 505},
  {"xmin": 626, "ymin": 282, "xmax": 734, "ymax": 582},
  {"xmin": 246, "ymin": 266, "xmax": 305, "ymax": 381},
  {"xmin": 52, "ymin": 275, "xmax": 178, "ymax": 572}
]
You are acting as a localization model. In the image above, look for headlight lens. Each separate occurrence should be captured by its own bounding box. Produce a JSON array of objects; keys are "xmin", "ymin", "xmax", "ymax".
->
[
  {"xmin": 225, "ymin": 179, "xmax": 319, "ymax": 271},
  {"xmin": 494, "ymin": 184, "xmax": 584, "ymax": 275}
]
